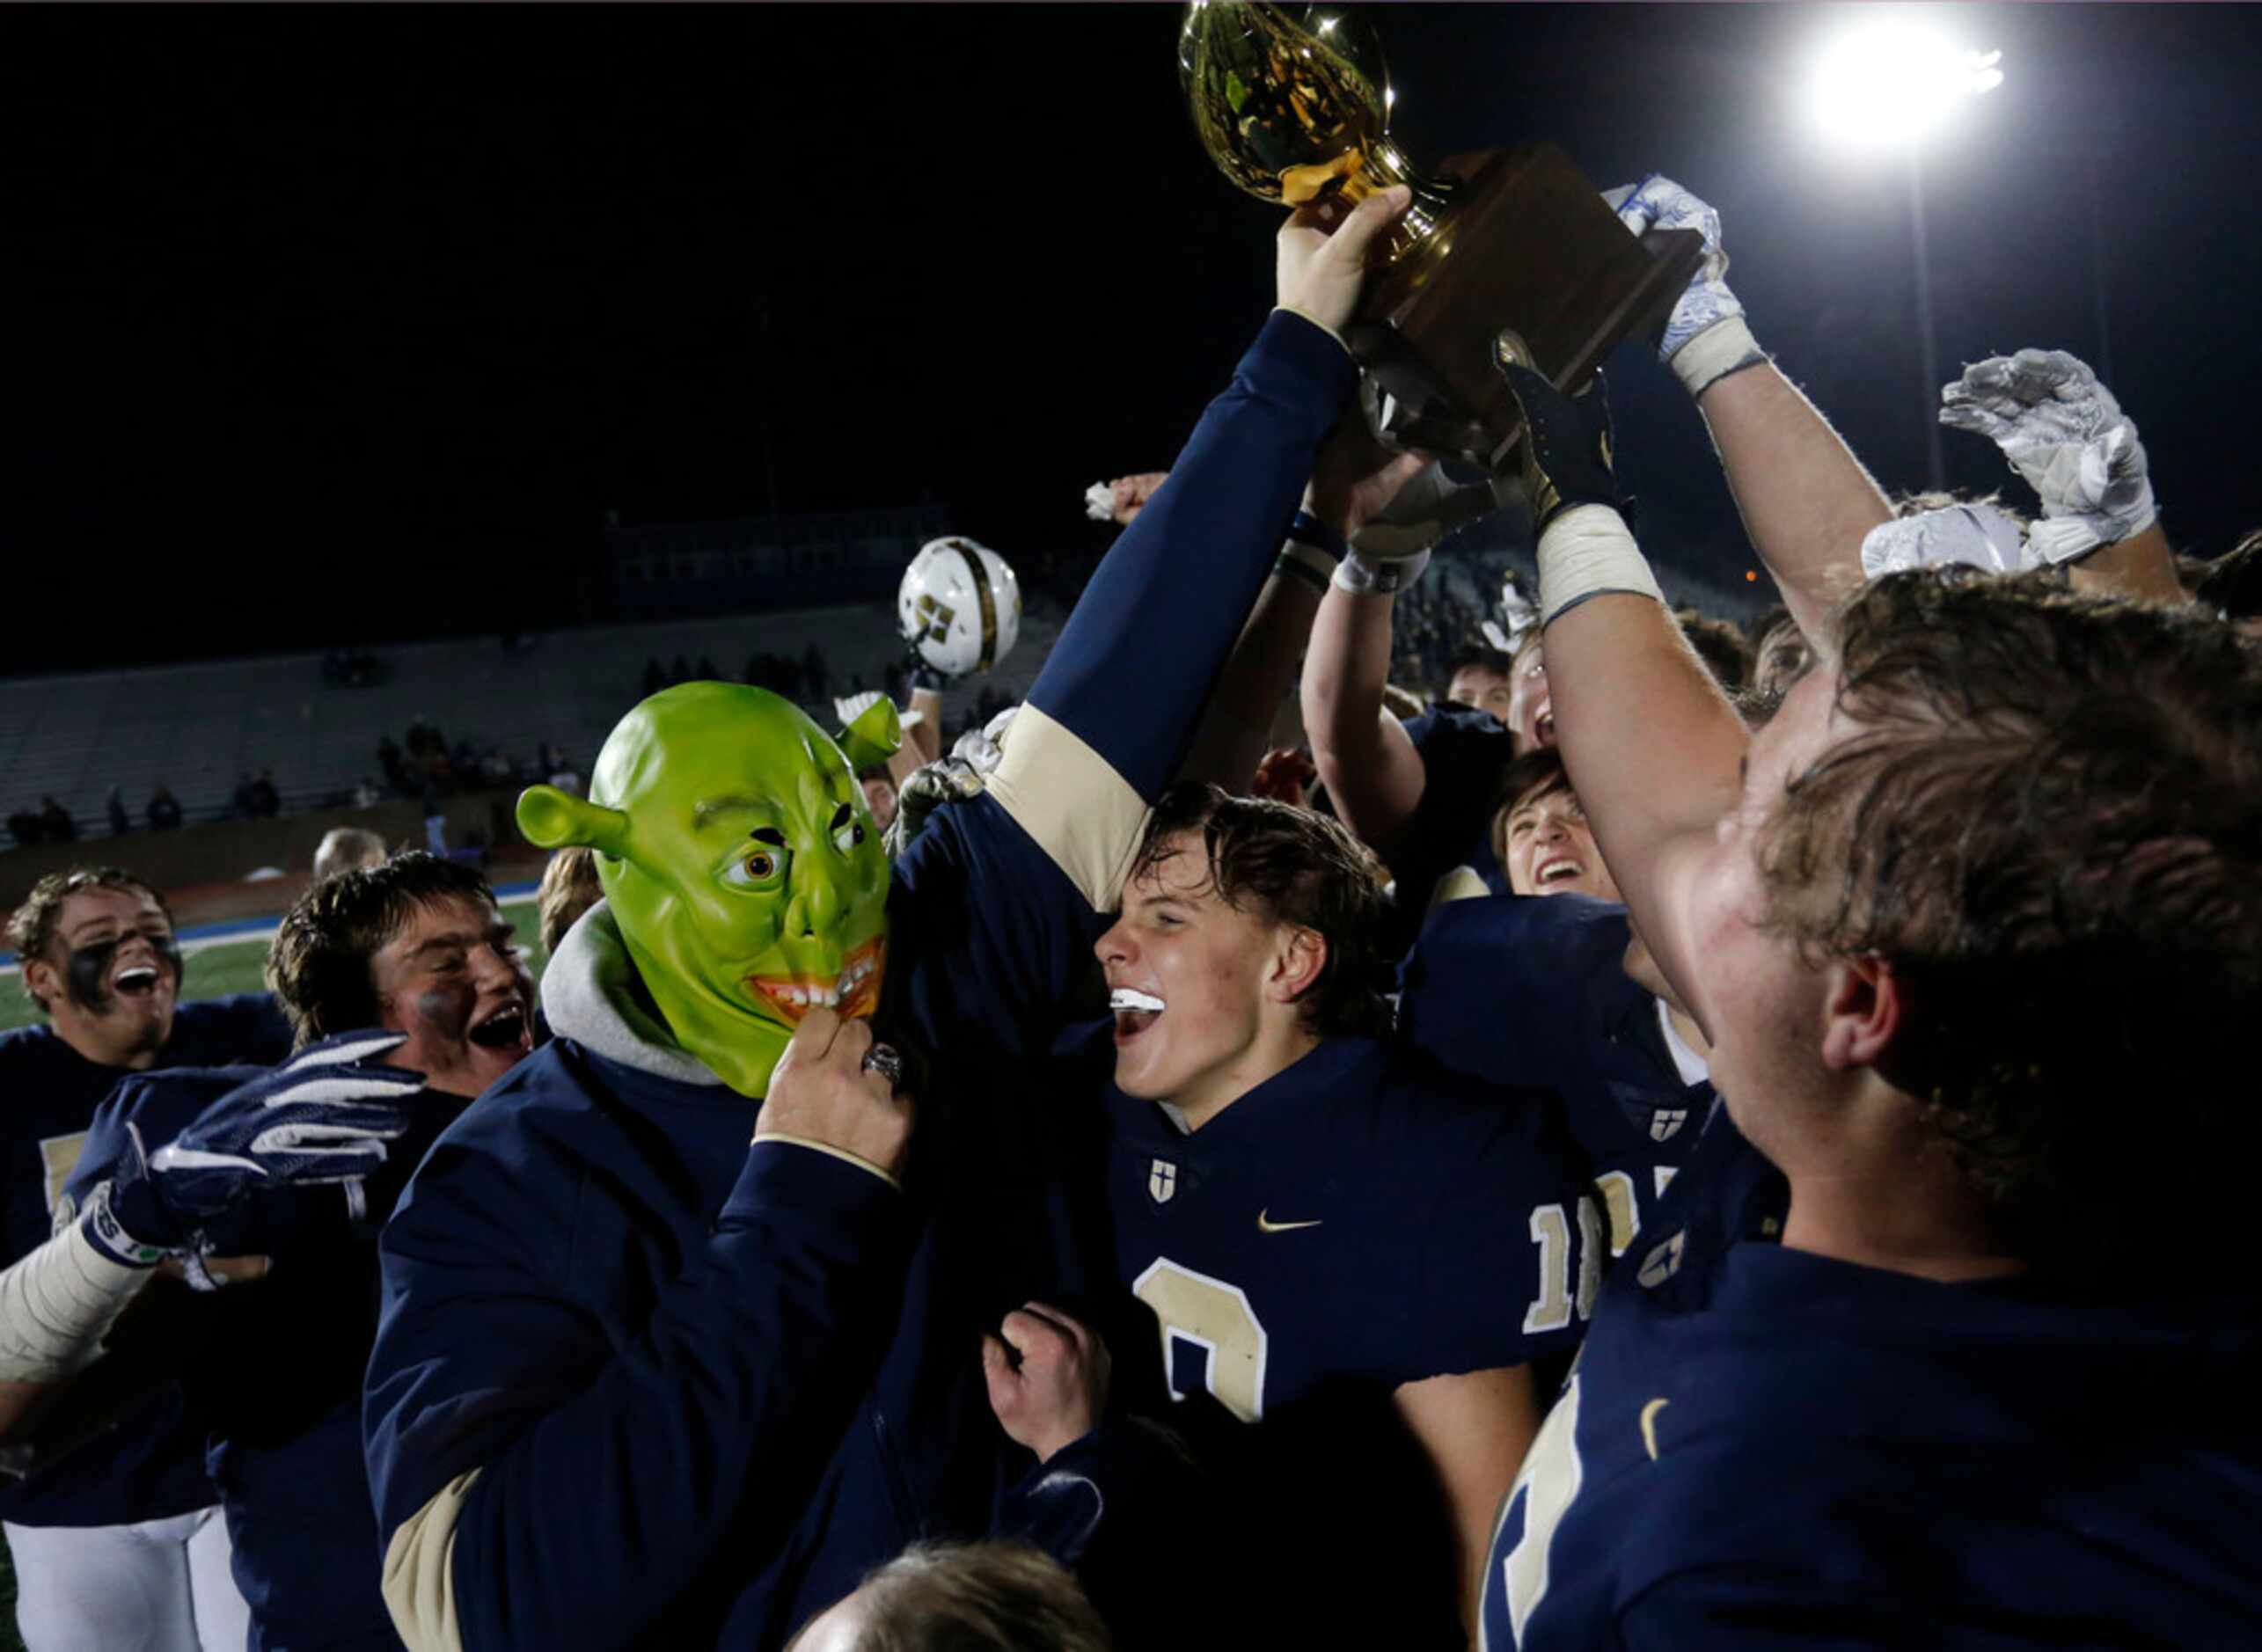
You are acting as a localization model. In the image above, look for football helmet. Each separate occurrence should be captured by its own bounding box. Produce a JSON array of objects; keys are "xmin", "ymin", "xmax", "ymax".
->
[{"xmin": 897, "ymin": 537, "xmax": 1022, "ymax": 678}]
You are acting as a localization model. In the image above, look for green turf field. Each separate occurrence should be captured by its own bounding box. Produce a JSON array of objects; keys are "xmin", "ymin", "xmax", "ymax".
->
[
  {"xmin": 0, "ymin": 898, "xmax": 546, "ymax": 1643},
  {"xmin": 0, "ymin": 898, "xmax": 548, "ymax": 1034}
]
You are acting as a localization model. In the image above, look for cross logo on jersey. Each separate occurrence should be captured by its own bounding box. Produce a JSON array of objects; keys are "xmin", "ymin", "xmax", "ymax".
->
[
  {"xmin": 1636, "ymin": 1228, "xmax": 1686, "ymax": 1290},
  {"xmin": 1148, "ymin": 1159, "xmax": 1177, "ymax": 1205},
  {"xmin": 1650, "ymin": 1107, "xmax": 1688, "ymax": 1142}
]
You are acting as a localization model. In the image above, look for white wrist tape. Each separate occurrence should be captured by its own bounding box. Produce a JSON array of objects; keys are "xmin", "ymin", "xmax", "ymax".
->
[
  {"xmin": 1332, "ymin": 546, "xmax": 1431, "ymax": 596},
  {"xmin": 0, "ymin": 1216, "xmax": 157, "ymax": 1383},
  {"xmin": 1672, "ymin": 314, "xmax": 1767, "ymax": 398},
  {"xmin": 1537, "ymin": 505, "xmax": 1666, "ymax": 625}
]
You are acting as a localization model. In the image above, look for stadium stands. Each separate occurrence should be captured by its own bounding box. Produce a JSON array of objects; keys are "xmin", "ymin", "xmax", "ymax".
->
[{"xmin": 0, "ymin": 601, "xmax": 1062, "ymax": 843}]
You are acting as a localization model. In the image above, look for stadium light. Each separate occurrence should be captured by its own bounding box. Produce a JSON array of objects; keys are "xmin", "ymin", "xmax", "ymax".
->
[
  {"xmin": 1808, "ymin": 17, "xmax": 2003, "ymax": 152},
  {"xmin": 1803, "ymin": 14, "xmax": 2006, "ymax": 486}
]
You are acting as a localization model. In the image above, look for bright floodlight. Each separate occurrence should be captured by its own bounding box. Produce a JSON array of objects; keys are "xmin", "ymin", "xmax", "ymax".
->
[{"xmin": 1810, "ymin": 18, "xmax": 2003, "ymax": 150}]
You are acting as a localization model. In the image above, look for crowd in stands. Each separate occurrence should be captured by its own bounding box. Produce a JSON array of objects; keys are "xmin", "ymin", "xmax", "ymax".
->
[
  {"xmin": 0, "ymin": 167, "xmax": 2256, "ymax": 1652},
  {"xmin": 645, "ymin": 644, "xmax": 837, "ymax": 707}
]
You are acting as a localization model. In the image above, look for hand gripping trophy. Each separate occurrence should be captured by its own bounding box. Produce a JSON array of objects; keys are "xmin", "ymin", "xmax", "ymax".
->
[{"xmin": 1180, "ymin": 3, "xmax": 1703, "ymax": 471}]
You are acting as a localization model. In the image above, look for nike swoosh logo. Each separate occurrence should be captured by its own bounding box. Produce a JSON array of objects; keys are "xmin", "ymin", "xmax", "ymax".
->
[
  {"xmin": 1640, "ymin": 1398, "xmax": 1670, "ymax": 1461},
  {"xmin": 1256, "ymin": 1210, "xmax": 1322, "ymax": 1234}
]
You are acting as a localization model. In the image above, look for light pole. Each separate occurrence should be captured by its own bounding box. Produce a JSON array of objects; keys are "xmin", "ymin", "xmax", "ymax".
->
[{"xmin": 1808, "ymin": 16, "xmax": 2004, "ymax": 491}]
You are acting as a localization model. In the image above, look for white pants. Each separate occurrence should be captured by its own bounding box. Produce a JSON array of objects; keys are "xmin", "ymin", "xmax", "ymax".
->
[{"xmin": 5, "ymin": 1505, "xmax": 250, "ymax": 1652}]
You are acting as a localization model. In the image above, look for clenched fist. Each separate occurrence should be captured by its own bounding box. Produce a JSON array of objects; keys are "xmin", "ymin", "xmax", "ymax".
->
[{"xmin": 982, "ymin": 1301, "xmax": 1110, "ymax": 1464}]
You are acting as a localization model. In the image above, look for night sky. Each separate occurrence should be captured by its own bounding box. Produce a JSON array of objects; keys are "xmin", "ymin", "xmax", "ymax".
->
[{"xmin": 6, "ymin": 4, "xmax": 2258, "ymax": 676}]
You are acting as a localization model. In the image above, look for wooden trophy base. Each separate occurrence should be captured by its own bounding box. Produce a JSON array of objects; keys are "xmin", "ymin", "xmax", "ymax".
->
[{"xmin": 1343, "ymin": 143, "xmax": 1706, "ymax": 473}]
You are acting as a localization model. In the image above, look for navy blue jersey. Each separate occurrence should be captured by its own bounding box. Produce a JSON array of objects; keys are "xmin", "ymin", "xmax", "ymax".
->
[
  {"xmin": 0, "ymin": 992, "xmax": 290, "ymax": 1530},
  {"xmin": 1400, "ymin": 895, "xmax": 1710, "ymax": 1257},
  {"xmin": 1482, "ymin": 1122, "xmax": 2262, "ymax": 1650},
  {"xmin": 1106, "ymin": 1036, "xmax": 1592, "ymax": 1414},
  {"xmin": 1392, "ymin": 700, "xmax": 1516, "ymax": 920},
  {"xmin": 64, "ymin": 1067, "xmax": 470, "ymax": 1652},
  {"xmin": 1101, "ymin": 1035, "xmax": 1600, "ymax": 1647},
  {"xmin": 363, "ymin": 309, "xmax": 1360, "ymax": 1651}
]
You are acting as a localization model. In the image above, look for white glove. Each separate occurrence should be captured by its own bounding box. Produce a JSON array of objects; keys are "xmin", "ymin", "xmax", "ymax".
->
[
  {"xmin": 1332, "ymin": 546, "xmax": 1431, "ymax": 596},
  {"xmin": 1603, "ymin": 175, "xmax": 1762, "ymax": 396},
  {"xmin": 1860, "ymin": 503, "xmax": 2031, "ymax": 580},
  {"xmin": 1082, "ymin": 482, "xmax": 1116, "ymax": 523},
  {"xmin": 1938, "ymin": 349, "xmax": 2156, "ymax": 565}
]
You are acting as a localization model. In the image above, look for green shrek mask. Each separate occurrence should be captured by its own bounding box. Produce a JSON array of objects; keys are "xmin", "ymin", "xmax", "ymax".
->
[{"xmin": 516, "ymin": 683, "xmax": 900, "ymax": 1098}]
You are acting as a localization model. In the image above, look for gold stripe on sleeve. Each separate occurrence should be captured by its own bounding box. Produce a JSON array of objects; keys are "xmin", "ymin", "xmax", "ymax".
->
[
  {"xmin": 382, "ymin": 1468, "xmax": 481, "ymax": 1652},
  {"xmin": 984, "ymin": 703, "xmax": 1153, "ymax": 911}
]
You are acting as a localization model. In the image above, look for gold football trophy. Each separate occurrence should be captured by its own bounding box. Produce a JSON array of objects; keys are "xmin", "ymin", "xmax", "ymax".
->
[{"xmin": 1181, "ymin": 2, "xmax": 1704, "ymax": 472}]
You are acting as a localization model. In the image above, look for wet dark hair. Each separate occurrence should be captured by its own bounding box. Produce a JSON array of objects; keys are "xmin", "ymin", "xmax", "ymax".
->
[
  {"xmin": 1446, "ymin": 643, "xmax": 1516, "ymax": 684},
  {"xmin": 1131, "ymin": 783, "xmax": 1394, "ymax": 1040},
  {"xmin": 1760, "ymin": 568, "xmax": 2262, "ymax": 1283},
  {"xmin": 267, "ymin": 852, "xmax": 498, "ymax": 1047},
  {"xmin": 1489, "ymin": 747, "xmax": 1577, "ymax": 874},
  {"xmin": 1494, "ymin": 746, "xmax": 1572, "ymax": 818},
  {"xmin": 7, "ymin": 868, "xmax": 176, "ymax": 1017}
]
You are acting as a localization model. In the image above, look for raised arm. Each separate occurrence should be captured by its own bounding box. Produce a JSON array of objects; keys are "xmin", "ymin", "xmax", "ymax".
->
[
  {"xmin": 1610, "ymin": 177, "xmax": 1892, "ymax": 647},
  {"xmin": 1296, "ymin": 429, "xmax": 1442, "ymax": 841},
  {"xmin": 981, "ymin": 187, "xmax": 1408, "ymax": 910},
  {"xmin": 1180, "ymin": 427, "xmax": 1427, "ymax": 793},
  {"xmin": 1498, "ymin": 361, "xmax": 1746, "ymax": 1026},
  {"xmin": 1937, "ymin": 347, "xmax": 2181, "ymax": 603}
]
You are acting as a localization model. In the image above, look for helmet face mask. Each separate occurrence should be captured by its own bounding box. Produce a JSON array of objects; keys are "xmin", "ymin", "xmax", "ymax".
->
[{"xmin": 899, "ymin": 537, "xmax": 1023, "ymax": 678}]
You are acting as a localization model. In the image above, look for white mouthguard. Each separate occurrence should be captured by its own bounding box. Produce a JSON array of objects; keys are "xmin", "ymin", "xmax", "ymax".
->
[{"xmin": 1109, "ymin": 989, "xmax": 1166, "ymax": 1014}]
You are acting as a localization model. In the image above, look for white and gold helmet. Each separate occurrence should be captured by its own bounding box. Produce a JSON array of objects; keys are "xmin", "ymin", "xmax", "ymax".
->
[{"xmin": 897, "ymin": 537, "xmax": 1022, "ymax": 678}]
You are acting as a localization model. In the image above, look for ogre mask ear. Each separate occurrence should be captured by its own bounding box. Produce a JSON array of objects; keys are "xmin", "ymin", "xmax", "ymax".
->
[
  {"xmin": 517, "ymin": 786, "xmax": 631, "ymax": 857},
  {"xmin": 837, "ymin": 696, "xmax": 903, "ymax": 773}
]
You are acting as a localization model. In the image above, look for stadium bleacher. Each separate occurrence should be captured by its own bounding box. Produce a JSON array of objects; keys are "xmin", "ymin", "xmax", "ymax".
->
[{"xmin": 0, "ymin": 600, "xmax": 1063, "ymax": 840}]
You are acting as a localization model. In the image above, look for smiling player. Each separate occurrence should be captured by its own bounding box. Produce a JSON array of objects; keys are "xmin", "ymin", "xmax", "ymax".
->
[
  {"xmin": 1094, "ymin": 785, "xmax": 1595, "ymax": 1646},
  {"xmin": 0, "ymin": 854, "xmax": 533, "ymax": 1651},
  {"xmin": 0, "ymin": 868, "xmax": 289, "ymax": 1652}
]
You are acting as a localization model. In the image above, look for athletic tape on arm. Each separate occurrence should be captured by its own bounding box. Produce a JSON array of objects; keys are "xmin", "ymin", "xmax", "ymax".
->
[
  {"xmin": 1537, "ymin": 506, "xmax": 1666, "ymax": 627},
  {"xmin": 0, "ymin": 1217, "xmax": 156, "ymax": 1384}
]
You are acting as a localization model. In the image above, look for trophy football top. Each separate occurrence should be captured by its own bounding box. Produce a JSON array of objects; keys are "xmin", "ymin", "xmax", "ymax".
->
[{"xmin": 1179, "ymin": 4, "xmax": 1404, "ymax": 208}]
